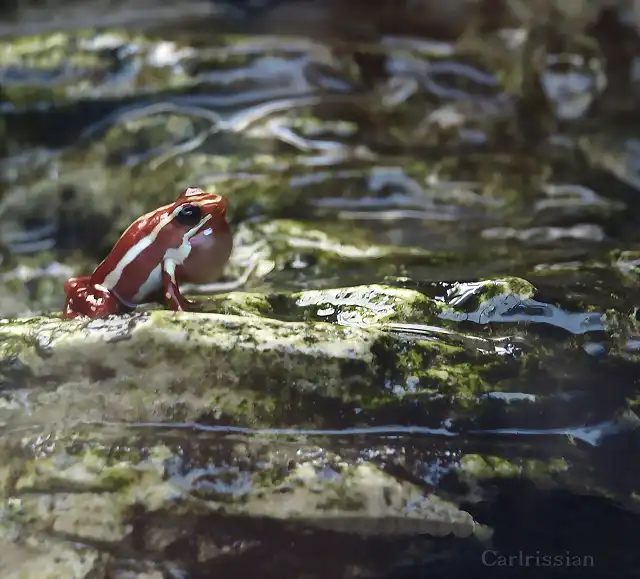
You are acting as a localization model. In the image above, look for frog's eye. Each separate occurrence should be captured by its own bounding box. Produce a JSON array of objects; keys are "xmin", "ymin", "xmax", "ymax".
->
[{"xmin": 175, "ymin": 204, "xmax": 202, "ymax": 226}]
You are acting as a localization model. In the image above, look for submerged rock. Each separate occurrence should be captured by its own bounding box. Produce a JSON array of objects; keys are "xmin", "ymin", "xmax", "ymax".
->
[
  {"xmin": 0, "ymin": 525, "xmax": 109, "ymax": 579},
  {"xmin": 0, "ymin": 427, "xmax": 492, "ymax": 578}
]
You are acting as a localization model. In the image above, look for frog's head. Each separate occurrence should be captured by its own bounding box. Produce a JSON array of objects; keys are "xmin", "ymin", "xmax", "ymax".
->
[
  {"xmin": 166, "ymin": 187, "xmax": 233, "ymax": 284},
  {"xmin": 170, "ymin": 187, "xmax": 229, "ymax": 235}
]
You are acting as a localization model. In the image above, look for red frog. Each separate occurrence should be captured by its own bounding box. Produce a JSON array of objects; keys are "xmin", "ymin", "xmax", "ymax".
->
[{"xmin": 63, "ymin": 187, "xmax": 233, "ymax": 318}]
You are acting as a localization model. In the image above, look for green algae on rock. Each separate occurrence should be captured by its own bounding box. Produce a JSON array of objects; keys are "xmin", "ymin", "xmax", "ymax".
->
[
  {"xmin": 0, "ymin": 29, "xmax": 197, "ymax": 108},
  {"xmin": 226, "ymin": 219, "xmax": 457, "ymax": 290},
  {"xmin": 0, "ymin": 310, "xmax": 378, "ymax": 428},
  {"xmin": 0, "ymin": 427, "xmax": 495, "ymax": 578},
  {"xmin": 0, "ymin": 279, "xmax": 628, "ymax": 443},
  {"xmin": 0, "ymin": 299, "xmax": 487, "ymax": 431},
  {"xmin": 277, "ymin": 284, "xmax": 444, "ymax": 325},
  {"xmin": 0, "ymin": 521, "xmax": 109, "ymax": 579},
  {"xmin": 436, "ymin": 277, "xmax": 605, "ymax": 334}
]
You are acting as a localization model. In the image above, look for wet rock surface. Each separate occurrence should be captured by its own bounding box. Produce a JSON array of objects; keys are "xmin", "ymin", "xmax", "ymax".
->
[{"xmin": 2, "ymin": 1, "xmax": 640, "ymax": 578}]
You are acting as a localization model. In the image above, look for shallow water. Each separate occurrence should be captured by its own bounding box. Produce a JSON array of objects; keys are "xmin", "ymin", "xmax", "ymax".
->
[{"xmin": 1, "ymin": 2, "xmax": 640, "ymax": 578}]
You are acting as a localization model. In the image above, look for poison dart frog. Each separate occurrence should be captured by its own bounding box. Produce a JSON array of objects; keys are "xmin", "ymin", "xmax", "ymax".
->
[{"xmin": 63, "ymin": 187, "xmax": 233, "ymax": 318}]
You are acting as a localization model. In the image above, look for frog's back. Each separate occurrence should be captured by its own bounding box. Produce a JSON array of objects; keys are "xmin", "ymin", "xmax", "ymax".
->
[{"xmin": 90, "ymin": 206, "xmax": 183, "ymax": 304}]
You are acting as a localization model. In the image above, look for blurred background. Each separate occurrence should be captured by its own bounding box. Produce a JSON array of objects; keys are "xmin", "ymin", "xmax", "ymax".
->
[{"xmin": 2, "ymin": 1, "xmax": 640, "ymax": 578}]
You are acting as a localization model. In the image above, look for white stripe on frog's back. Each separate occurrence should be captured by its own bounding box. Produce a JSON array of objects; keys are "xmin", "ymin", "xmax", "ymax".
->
[
  {"xmin": 131, "ymin": 212, "xmax": 213, "ymax": 302},
  {"xmin": 102, "ymin": 203, "xmax": 199, "ymax": 291},
  {"xmin": 183, "ymin": 188, "xmax": 223, "ymax": 204},
  {"xmin": 184, "ymin": 187, "xmax": 205, "ymax": 197},
  {"xmin": 131, "ymin": 263, "xmax": 162, "ymax": 303},
  {"xmin": 101, "ymin": 207, "xmax": 173, "ymax": 290}
]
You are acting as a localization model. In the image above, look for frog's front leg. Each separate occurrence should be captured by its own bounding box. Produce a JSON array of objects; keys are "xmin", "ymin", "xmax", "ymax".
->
[
  {"xmin": 63, "ymin": 276, "xmax": 126, "ymax": 318},
  {"xmin": 161, "ymin": 260, "xmax": 195, "ymax": 311}
]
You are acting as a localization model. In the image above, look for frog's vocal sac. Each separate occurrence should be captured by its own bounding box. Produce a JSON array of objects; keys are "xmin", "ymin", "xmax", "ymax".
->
[{"xmin": 63, "ymin": 187, "xmax": 233, "ymax": 319}]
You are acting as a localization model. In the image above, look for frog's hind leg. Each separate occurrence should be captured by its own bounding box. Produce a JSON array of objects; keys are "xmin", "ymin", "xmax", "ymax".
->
[
  {"xmin": 63, "ymin": 276, "xmax": 88, "ymax": 296},
  {"xmin": 63, "ymin": 277, "xmax": 125, "ymax": 319}
]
